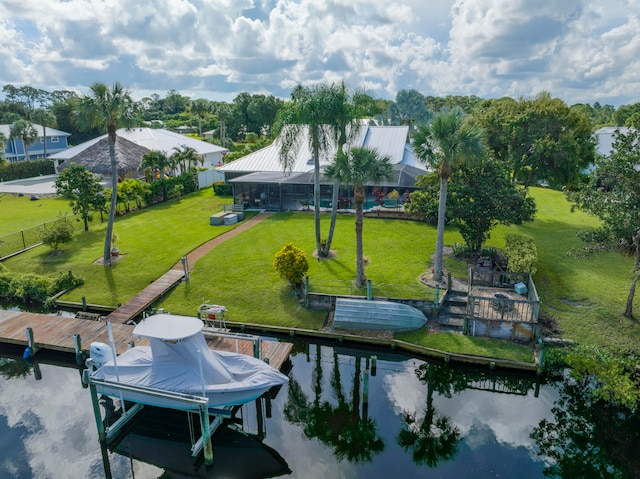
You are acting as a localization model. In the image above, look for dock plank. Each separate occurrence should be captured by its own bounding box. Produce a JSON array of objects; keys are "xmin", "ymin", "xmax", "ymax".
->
[
  {"xmin": 105, "ymin": 269, "xmax": 185, "ymax": 324},
  {"xmin": 0, "ymin": 312, "xmax": 292, "ymax": 371}
]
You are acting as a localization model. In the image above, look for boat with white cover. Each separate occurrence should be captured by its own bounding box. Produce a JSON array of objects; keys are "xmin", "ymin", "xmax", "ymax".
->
[{"xmin": 89, "ymin": 313, "xmax": 289, "ymax": 410}]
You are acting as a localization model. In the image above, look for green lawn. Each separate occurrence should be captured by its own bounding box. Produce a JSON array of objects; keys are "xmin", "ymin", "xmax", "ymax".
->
[
  {"xmin": 2, "ymin": 189, "xmax": 234, "ymax": 306},
  {"xmin": 0, "ymin": 194, "xmax": 72, "ymax": 235},
  {"xmin": 3, "ymin": 185, "xmax": 639, "ymax": 361}
]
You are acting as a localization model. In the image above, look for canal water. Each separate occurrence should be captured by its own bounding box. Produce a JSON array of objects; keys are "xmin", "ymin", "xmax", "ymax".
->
[{"xmin": 1, "ymin": 340, "xmax": 558, "ymax": 479}]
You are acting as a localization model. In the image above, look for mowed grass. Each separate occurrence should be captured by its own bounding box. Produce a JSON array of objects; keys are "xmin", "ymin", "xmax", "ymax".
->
[
  {"xmin": 3, "ymin": 185, "xmax": 639, "ymax": 361},
  {"xmin": 2, "ymin": 189, "xmax": 233, "ymax": 306},
  {"xmin": 0, "ymin": 194, "xmax": 72, "ymax": 235},
  {"xmin": 157, "ymin": 212, "xmax": 440, "ymax": 328}
]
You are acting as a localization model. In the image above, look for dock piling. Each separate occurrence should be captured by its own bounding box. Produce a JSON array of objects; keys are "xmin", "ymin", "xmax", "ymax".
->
[
  {"xmin": 74, "ymin": 334, "xmax": 83, "ymax": 366},
  {"xmin": 25, "ymin": 327, "xmax": 38, "ymax": 356}
]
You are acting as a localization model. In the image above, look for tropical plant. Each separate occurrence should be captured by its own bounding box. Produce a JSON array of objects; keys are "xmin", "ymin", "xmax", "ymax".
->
[
  {"xmin": 326, "ymin": 147, "xmax": 393, "ymax": 287},
  {"xmin": 32, "ymin": 108, "xmax": 57, "ymax": 158},
  {"xmin": 9, "ymin": 118, "xmax": 38, "ymax": 161},
  {"xmin": 54, "ymin": 164, "xmax": 105, "ymax": 231},
  {"xmin": 324, "ymin": 81, "xmax": 364, "ymax": 257},
  {"xmin": 412, "ymin": 107, "xmax": 486, "ymax": 281},
  {"xmin": 171, "ymin": 145, "xmax": 203, "ymax": 173},
  {"xmin": 141, "ymin": 150, "xmax": 172, "ymax": 201},
  {"xmin": 75, "ymin": 82, "xmax": 137, "ymax": 265},
  {"xmin": 276, "ymin": 82, "xmax": 361, "ymax": 258}
]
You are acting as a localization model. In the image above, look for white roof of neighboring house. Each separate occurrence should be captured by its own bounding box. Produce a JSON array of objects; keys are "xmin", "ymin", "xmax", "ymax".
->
[
  {"xmin": 0, "ymin": 124, "xmax": 71, "ymax": 138},
  {"xmin": 594, "ymin": 126, "xmax": 634, "ymax": 157},
  {"xmin": 51, "ymin": 128, "xmax": 227, "ymax": 160},
  {"xmin": 219, "ymin": 124, "xmax": 423, "ymax": 174}
]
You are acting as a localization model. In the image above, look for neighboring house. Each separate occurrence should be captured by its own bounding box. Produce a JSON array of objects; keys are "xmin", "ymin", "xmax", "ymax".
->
[
  {"xmin": 51, "ymin": 128, "xmax": 228, "ymax": 183},
  {"xmin": 594, "ymin": 126, "xmax": 633, "ymax": 157},
  {"xmin": 217, "ymin": 124, "xmax": 427, "ymax": 211},
  {"xmin": 0, "ymin": 124, "xmax": 71, "ymax": 162}
]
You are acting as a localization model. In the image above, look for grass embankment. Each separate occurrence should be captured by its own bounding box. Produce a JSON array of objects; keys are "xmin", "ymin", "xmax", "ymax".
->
[{"xmin": 3, "ymin": 186, "xmax": 638, "ymax": 362}]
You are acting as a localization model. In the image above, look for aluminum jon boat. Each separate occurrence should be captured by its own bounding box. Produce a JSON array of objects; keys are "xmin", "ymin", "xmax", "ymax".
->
[{"xmin": 89, "ymin": 314, "xmax": 289, "ymax": 410}]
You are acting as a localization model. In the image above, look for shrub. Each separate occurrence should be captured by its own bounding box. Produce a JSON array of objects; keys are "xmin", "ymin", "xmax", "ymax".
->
[
  {"xmin": 0, "ymin": 159, "xmax": 55, "ymax": 181},
  {"xmin": 39, "ymin": 214, "xmax": 74, "ymax": 253},
  {"xmin": 212, "ymin": 181, "xmax": 232, "ymax": 196},
  {"xmin": 0, "ymin": 269, "xmax": 84, "ymax": 305},
  {"xmin": 273, "ymin": 243, "xmax": 309, "ymax": 286},
  {"xmin": 504, "ymin": 234, "xmax": 538, "ymax": 274}
]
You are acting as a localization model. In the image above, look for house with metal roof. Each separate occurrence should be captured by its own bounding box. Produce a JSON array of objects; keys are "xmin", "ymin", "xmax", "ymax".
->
[
  {"xmin": 50, "ymin": 128, "xmax": 228, "ymax": 182},
  {"xmin": 217, "ymin": 124, "xmax": 428, "ymax": 211},
  {"xmin": 0, "ymin": 124, "xmax": 71, "ymax": 162}
]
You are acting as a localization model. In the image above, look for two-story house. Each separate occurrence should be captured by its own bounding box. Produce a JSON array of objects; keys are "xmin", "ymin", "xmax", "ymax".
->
[{"xmin": 0, "ymin": 124, "xmax": 71, "ymax": 162}]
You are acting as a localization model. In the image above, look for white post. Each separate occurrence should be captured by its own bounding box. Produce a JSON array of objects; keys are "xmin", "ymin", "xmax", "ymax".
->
[{"xmin": 106, "ymin": 320, "xmax": 126, "ymax": 413}]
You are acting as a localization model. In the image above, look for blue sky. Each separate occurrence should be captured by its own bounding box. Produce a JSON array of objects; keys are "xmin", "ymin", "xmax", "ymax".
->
[{"xmin": 0, "ymin": 0, "xmax": 638, "ymax": 106}]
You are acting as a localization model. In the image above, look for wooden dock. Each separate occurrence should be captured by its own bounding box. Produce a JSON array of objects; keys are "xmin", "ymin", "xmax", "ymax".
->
[
  {"xmin": 0, "ymin": 310, "xmax": 292, "ymax": 370},
  {"xmin": 105, "ymin": 269, "xmax": 185, "ymax": 324}
]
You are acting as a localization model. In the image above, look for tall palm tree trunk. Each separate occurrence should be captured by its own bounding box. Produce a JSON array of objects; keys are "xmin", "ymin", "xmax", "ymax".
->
[
  {"xmin": 355, "ymin": 185, "xmax": 366, "ymax": 287},
  {"xmin": 313, "ymin": 144, "xmax": 322, "ymax": 256},
  {"xmin": 104, "ymin": 134, "xmax": 118, "ymax": 265},
  {"xmin": 324, "ymin": 178, "xmax": 340, "ymax": 256},
  {"xmin": 434, "ymin": 177, "xmax": 449, "ymax": 282}
]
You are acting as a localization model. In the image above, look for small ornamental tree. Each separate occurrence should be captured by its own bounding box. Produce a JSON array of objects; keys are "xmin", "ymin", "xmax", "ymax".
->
[
  {"xmin": 273, "ymin": 243, "xmax": 309, "ymax": 286},
  {"xmin": 504, "ymin": 234, "xmax": 538, "ymax": 274},
  {"xmin": 39, "ymin": 214, "xmax": 74, "ymax": 254}
]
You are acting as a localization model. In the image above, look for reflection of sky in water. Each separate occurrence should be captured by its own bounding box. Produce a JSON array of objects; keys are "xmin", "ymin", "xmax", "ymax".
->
[
  {"xmin": 383, "ymin": 359, "xmax": 558, "ymax": 463},
  {"xmin": 0, "ymin": 362, "xmax": 159, "ymax": 478},
  {"xmin": 1, "ymin": 346, "xmax": 556, "ymax": 479}
]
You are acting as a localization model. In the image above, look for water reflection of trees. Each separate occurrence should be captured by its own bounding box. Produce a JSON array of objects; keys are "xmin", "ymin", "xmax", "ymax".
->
[
  {"xmin": 283, "ymin": 346, "xmax": 384, "ymax": 463},
  {"xmin": 531, "ymin": 373, "xmax": 640, "ymax": 479},
  {"xmin": 397, "ymin": 363, "xmax": 462, "ymax": 467},
  {"xmin": 398, "ymin": 361, "xmax": 541, "ymax": 468},
  {"xmin": 0, "ymin": 357, "xmax": 31, "ymax": 379}
]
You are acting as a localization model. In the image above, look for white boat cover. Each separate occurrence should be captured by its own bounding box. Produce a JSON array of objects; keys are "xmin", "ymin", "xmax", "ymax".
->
[{"xmin": 92, "ymin": 314, "xmax": 289, "ymax": 408}]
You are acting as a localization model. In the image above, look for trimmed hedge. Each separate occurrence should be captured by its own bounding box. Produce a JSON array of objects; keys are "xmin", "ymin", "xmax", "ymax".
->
[
  {"xmin": 0, "ymin": 159, "xmax": 55, "ymax": 181},
  {"xmin": 212, "ymin": 181, "xmax": 232, "ymax": 196}
]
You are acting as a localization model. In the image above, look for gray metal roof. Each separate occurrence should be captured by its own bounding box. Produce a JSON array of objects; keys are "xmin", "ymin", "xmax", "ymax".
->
[
  {"xmin": 218, "ymin": 124, "xmax": 425, "ymax": 175},
  {"xmin": 51, "ymin": 128, "xmax": 227, "ymax": 160}
]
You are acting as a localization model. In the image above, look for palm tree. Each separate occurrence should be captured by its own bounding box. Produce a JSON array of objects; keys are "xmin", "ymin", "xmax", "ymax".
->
[
  {"xmin": 276, "ymin": 83, "xmax": 351, "ymax": 257},
  {"xmin": 326, "ymin": 147, "xmax": 393, "ymax": 288},
  {"xmin": 10, "ymin": 119, "xmax": 38, "ymax": 161},
  {"xmin": 324, "ymin": 81, "xmax": 363, "ymax": 257},
  {"xmin": 172, "ymin": 146, "xmax": 203, "ymax": 173},
  {"xmin": 412, "ymin": 107, "xmax": 485, "ymax": 282},
  {"xmin": 190, "ymin": 99, "xmax": 209, "ymax": 137},
  {"xmin": 76, "ymin": 82, "xmax": 136, "ymax": 265},
  {"xmin": 141, "ymin": 150, "xmax": 173, "ymax": 201},
  {"xmin": 33, "ymin": 108, "xmax": 57, "ymax": 158}
]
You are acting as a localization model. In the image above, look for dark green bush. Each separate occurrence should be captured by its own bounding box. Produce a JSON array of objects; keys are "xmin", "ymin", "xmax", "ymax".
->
[
  {"xmin": 212, "ymin": 181, "xmax": 232, "ymax": 196},
  {"xmin": 0, "ymin": 159, "xmax": 55, "ymax": 181},
  {"xmin": 0, "ymin": 269, "xmax": 84, "ymax": 305}
]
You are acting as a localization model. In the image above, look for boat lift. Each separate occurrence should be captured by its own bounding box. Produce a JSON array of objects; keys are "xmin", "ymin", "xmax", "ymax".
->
[{"xmin": 83, "ymin": 371, "xmax": 232, "ymax": 465}]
